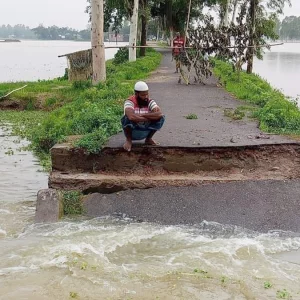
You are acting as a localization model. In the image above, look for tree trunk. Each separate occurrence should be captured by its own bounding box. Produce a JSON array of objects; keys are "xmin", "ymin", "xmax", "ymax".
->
[
  {"xmin": 224, "ymin": 0, "xmax": 230, "ymax": 27},
  {"xmin": 247, "ymin": 0, "xmax": 257, "ymax": 74},
  {"xmin": 156, "ymin": 22, "xmax": 160, "ymax": 41},
  {"xmin": 231, "ymin": 0, "xmax": 239, "ymax": 23},
  {"xmin": 166, "ymin": 0, "xmax": 173, "ymax": 45},
  {"xmin": 129, "ymin": 0, "xmax": 139, "ymax": 62},
  {"xmin": 91, "ymin": 0, "xmax": 106, "ymax": 84},
  {"xmin": 184, "ymin": 0, "xmax": 192, "ymax": 44},
  {"xmin": 140, "ymin": 13, "xmax": 147, "ymax": 57}
]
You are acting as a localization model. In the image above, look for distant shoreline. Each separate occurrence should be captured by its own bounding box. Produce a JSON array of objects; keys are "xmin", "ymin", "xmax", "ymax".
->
[{"xmin": 0, "ymin": 39, "xmax": 21, "ymax": 43}]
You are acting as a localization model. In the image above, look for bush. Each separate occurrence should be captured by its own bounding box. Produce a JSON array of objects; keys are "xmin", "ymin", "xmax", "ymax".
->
[{"xmin": 113, "ymin": 48, "xmax": 129, "ymax": 65}]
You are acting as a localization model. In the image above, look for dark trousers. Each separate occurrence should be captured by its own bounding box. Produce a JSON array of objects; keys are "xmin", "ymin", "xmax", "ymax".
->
[{"xmin": 121, "ymin": 115, "xmax": 165, "ymax": 140}]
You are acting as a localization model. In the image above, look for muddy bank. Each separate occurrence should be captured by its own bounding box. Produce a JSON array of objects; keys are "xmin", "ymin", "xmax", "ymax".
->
[{"xmin": 49, "ymin": 143, "xmax": 300, "ymax": 192}]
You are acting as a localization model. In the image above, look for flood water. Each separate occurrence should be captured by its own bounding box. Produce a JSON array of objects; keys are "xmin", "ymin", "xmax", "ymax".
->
[
  {"xmin": 254, "ymin": 43, "xmax": 300, "ymax": 100},
  {"xmin": 1, "ymin": 41, "xmax": 300, "ymax": 299},
  {"xmin": 1, "ymin": 125, "xmax": 300, "ymax": 299},
  {"xmin": 0, "ymin": 40, "xmax": 126, "ymax": 82}
]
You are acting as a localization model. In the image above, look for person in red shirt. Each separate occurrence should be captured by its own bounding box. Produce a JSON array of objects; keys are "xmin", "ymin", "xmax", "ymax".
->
[
  {"xmin": 121, "ymin": 81, "xmax": 165, "ymax": 152},
  {"xmin": 172, "ymin": 32, "xmax": 185, "ymax": 73}
]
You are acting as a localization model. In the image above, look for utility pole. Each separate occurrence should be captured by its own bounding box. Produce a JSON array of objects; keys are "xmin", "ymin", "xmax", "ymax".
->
[
  {"xmin": 91, "ymin": 0, "xmax": 106, "ymax": 84},
  {"xmin": 129, "ymin": 0, "xmax": 139, "ymax": 61}
]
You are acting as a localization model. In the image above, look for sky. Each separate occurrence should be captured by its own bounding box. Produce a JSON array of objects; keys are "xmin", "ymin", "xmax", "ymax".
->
[{"xmin": 0, "ymin": 0, "xmax": 299, "ymax": 30}]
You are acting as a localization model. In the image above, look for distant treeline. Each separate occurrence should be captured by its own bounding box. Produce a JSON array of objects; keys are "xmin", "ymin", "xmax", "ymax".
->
[
  {"xmin": 0, "ymin": 24, "xmax": 91, "ymax": 41},
  {"xmin": 279, "ymin": 16, "xmax": 300, "ymax": 41},
  {"xmin": 1, "ymin": 16, "xmax": 300, "ymax": 41}
]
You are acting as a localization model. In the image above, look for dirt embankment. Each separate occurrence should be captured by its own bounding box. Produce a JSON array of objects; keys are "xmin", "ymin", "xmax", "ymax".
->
[{"xmin": 49, "ymin": 143, "xmax": 300, "ymax": 193}]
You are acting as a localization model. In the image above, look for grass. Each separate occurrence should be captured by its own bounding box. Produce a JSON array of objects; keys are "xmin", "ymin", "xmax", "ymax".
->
[
  {"xmin": 224, "ymin": 105, "xmax": 258, "ymax": 121},
  {"xmin": 62, "ymin": 191, "xmax": 83, "ymax": 215},
  {"xmin": 185, "ymin": 113, "xmax": 198, "ymax": 119},
  {"xmin": 0, "ymin": 48, "xmax": 161, "ymax": 168},
  {"xmin": 213, "ymin": 59, "xmax": 300, "ymax": 136}
]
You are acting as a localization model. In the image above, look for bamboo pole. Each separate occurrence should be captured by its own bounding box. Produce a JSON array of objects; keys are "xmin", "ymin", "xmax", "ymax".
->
[{"xmin": 0, "ymin": 85, "xmax": 27, "ymax": 100}]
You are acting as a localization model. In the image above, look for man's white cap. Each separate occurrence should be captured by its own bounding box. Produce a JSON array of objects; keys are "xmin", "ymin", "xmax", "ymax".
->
[{"xmin": 134, "ymin": 81, "xmax": 148, "ymax": 92}]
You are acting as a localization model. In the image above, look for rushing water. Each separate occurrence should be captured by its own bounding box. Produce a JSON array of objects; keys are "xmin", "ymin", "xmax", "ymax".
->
[
  {"xmin": 1, "ymin": 125, "xmax": 300, "ymax": 299},
  {"xmin": 1, "ymin": 41, "xmax": 300, "ymax": 299}
]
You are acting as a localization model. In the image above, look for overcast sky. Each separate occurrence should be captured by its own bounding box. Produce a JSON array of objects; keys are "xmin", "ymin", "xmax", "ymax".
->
[{"xmin": 0, "ymin": 0, "xmax": 299, "ymax": 30}]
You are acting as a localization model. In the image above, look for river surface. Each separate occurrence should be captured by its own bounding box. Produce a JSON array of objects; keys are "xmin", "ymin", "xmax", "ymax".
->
[
  {"xmin": 1, "ymin": 125, "xmax": 300, "ymax": 299},
  {"xmin": 0, "ymin": 40, "xmax": 127, "ymax": 82},
  {"xmin": 1, "ymin": 41, "xmax": 300, "ymax": 299},
  {"xmin": 253, "ymin": 43, "xmax": 300, "ymax": 101}
]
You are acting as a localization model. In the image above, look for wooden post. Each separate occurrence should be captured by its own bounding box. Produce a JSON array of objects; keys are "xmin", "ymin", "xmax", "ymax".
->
[
  {"xmin": 129, "ymin": 0, "xmax": 139, "ymax": 61},
  {"xmin": 91, "ymin": 0, "xmax": 106, "ymax": 84}
]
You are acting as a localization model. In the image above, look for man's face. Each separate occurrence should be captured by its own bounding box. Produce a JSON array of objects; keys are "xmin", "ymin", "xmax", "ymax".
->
[{"xmin": 137, "ymin": 91, "xmax": 149, "ymax": 102}]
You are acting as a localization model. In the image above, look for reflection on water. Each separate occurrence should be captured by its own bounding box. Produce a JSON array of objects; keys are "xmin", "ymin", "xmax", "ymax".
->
[
  {"xmin": 1, "ymin": 125, "xmax": 300, "ymax": 299},
  {"xmin": 254, "ymin": 43, "xmax": 300, "ymax": 100}
]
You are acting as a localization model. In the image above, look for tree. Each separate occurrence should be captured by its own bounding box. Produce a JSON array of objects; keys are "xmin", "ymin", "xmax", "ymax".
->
[{"xmin": 246, "ymin": 0, "xmax": 291, "ymax": 73}]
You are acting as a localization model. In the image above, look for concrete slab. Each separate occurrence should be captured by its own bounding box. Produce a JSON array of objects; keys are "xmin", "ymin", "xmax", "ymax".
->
[
  {"xmin": 83, "ymin": 179, "xmax": 300, "ymax": 233},
  {"xmin": 35, "ymin": 189, "xmax": 63, "ymax": 223}
]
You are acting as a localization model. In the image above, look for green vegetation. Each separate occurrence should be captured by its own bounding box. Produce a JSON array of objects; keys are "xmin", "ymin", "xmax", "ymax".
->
[
  {"xmin": 185, "ymin": 113, "xmax": 198, "ymax": 120},
  {"xmin": 214, "ymin": 59, "xmax": 300, "ymax": 135},
  {"xmin": 62, "ymin": 191, "xmax": 83, "ymax": 215},
  {"xmin": 276, "ymin": 289, "xmax": 291, "ymax": 299},
  {"xmin": 69, "ymin": 291, "xmax": 79, "ymax": 299},
  {"xmin": 224, "ymin": 105, "xmax": 257, "ymax": 121},
  {"xmin": 264, "ymin": 281, "xmax": 273, "ymax": 289},
  {"xmin": 0, "ymin": 79, "xmax": 74, "ymax": 110},
  {"xmin": 0, "ymin": 49, "xmax": 161, "ymax": 168}
]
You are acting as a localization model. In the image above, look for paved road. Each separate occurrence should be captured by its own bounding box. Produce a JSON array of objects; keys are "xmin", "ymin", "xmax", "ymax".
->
[
  {"xmin": 84, "ymin": 179, "xmax": 300, "ymax": 233},
  {"xmin": 85, "ymin": 50, "xmax": 300, "ymax": 234},
  {"xmin": 107, "ymin": 49, "xmax": 295, "ymax": 148}
]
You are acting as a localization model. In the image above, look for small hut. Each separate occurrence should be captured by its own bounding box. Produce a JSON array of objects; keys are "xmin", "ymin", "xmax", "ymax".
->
[{"xmin": 60, "ymin": 49, "xmax": 92, "ymax": 81}]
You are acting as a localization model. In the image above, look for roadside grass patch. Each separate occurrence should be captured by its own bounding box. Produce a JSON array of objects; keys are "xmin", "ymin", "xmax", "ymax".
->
[
  {"xmin": 264, "ymin": 281, "xmax": 273, "ymax": 289},
  {"xmin": 276, "ymin": 289, "xmax": 291, "ymax": 299},
  {"xmin": 213, "ymin": 59, "xmax": 300, "ymax": 136},
  {"xmin": 224, "ymin": 108, "xmax": 245, "ymax": 120},
  {"xmin": 185, "ymin": 113, "xmax": 198, "ymax": 119},
  {"xmin": 1, "ymin": 50, "xmax": 161, "ymax": 166},
  {"xmin": 0, "ymin": 79, "xmax": 77, "ymax": 110},
  {"xmin": 62, "ymin": 191, "xmax": 83, "ymax": 215}
]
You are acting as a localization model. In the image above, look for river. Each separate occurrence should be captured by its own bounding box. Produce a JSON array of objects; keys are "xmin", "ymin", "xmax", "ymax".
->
[
  {"xmin": 253, "ymin": 42, "xmax": 300, "ymax": 101},
  {"xmin": 0, "ymin": 40, "xmax": 126, "ymax": 82},
  {"xmin": 1, "ymin": 41, "xmax": 300, "ymax": 299}
]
